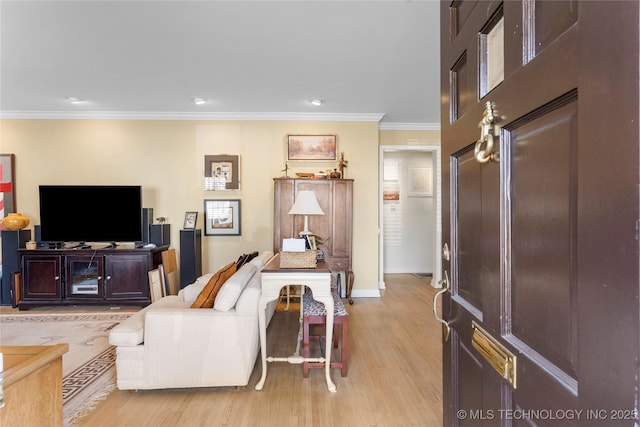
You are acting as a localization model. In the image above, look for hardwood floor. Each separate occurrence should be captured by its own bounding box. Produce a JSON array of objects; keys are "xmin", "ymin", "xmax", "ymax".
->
[{"xmin": 53, "ymin": 274, "xmax": 443, "ymax": 426}]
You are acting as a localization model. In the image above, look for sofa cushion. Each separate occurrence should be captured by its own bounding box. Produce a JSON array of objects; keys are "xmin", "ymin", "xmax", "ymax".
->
[
  {"xmin": 190, "ymin": 262, "xmax": 236, "ymax": 308},
  {"xmin": 214, "ymin": 263, "xmax": 257, "ymax": 312},
  {"xmin": 235, "ymin": 275, "xmax": 261, "ymax": 315}
]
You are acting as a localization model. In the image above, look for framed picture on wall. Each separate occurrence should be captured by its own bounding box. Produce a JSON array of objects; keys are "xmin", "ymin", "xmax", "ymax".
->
[
  {"xmin": 0, "ymin": 154, "xmax": 16, "ymax": 218},
  {"xmin": 204, "ymin": 155, "xmax": 240, "ymax": 190},
  {"xmin": 287, "ymin": 135, "xmax": 337, "ymax": 161},
  {"xmin": 204, "ymin": 199, "xmax": 241, "ymax": 236},
  {"xmin": 408, "ymin": 167, "xmax": 433, "ymax": 197}
]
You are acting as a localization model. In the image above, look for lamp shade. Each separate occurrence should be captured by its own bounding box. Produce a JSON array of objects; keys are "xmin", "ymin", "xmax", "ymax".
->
[{"xmin": 288, "ymin": 191, "xmax": 324, "ymax": 216}]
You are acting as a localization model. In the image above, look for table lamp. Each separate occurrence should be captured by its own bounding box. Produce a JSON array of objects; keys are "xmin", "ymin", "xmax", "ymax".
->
[{"xmin": 288, "ymin": 190, "xmax": 324, "ymax": 236}]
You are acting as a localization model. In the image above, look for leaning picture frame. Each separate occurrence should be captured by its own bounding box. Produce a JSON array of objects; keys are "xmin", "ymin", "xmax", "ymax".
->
[
  {"xmin": 183, "ymin": 211, "xmax": 198, "ymax": 229},
  {"xmin": 148, "ymin": 268, "xmax": 166, "ymax": 303},
  {"xmin": 287, "ymin": 135, "xmax": 337, "ymax": 161},
  {"xmin": 204, "ymin": 199, "xmax": 241, "ymax": 236},
  {"xmin": 204, "ymin": 155, "xmax": 240, "ymax": 190}
]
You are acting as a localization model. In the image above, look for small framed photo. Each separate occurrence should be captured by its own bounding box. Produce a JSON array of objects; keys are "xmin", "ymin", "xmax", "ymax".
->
[
  {"xmin": 183, "ymin": 211, "xmax": 198, "ymax": 229},
  {"xmin": 204, "ymin": 155, "xmax": 240, "ymax": 190},
  {"xmin": 204, "ymin": 199, "xmax": 241, "ymax": 236},
  {"xmin": 303, "ymin": 234, "xmax": 317, "ymax": 250},
  {"xmin": 287, "ymin": 135, "xmax": 337, "ymax": 161}
]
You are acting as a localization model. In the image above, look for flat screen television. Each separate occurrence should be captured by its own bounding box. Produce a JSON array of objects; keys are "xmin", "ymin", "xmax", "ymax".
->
[{"xmin": 39, "ymin": 185, "xmax": 143, "ymax": 244}]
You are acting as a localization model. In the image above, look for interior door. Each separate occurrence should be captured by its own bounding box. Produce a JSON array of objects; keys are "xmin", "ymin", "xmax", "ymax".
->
[{"xmin": 439, "ymin": 1, "xmax": 639, "ymax": 426}]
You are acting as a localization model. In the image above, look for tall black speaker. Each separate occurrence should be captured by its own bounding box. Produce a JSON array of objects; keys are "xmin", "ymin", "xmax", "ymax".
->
[
  {"xmin": 180, "ymin": 229, "xmax": 202, "ymax": 288},
  {"xmin": 140, "ymin": 208, "xmax": 153, "ymax": 245},
  {"xmin": 1, "ymin": 229, "xmax": 31, "ymax": 305},
  {"xmin": 34, "ymin": 224, "xmax": 44, "ymax": 247}
]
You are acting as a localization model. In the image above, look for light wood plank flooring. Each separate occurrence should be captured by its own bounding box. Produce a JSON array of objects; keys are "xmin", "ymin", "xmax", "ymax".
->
[{"xmin": 9, "ymin": 274, "xmax": 444, "ymax": 426}]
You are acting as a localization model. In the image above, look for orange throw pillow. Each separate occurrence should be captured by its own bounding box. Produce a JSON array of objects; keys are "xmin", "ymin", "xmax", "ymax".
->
[{"xmin": 190, "ymin": 262, "xmax": 237, "ymax": 308}]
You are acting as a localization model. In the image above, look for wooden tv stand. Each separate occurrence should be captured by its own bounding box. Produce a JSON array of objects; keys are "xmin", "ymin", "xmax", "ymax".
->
[{"xmin": 17, "ymin": 246, "xmax": 168, "ymax": 310}]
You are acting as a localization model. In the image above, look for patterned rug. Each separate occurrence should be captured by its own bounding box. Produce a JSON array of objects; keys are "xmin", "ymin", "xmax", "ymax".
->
[{"xmin": 0, "ymin": 312, "xmax": 133, "ymax": 426}]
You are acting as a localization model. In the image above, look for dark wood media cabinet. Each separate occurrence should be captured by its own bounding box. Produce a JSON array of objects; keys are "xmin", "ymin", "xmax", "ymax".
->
[{"xmin": 17, "ymin": 246, "xmax": 168, "ymax": 310}]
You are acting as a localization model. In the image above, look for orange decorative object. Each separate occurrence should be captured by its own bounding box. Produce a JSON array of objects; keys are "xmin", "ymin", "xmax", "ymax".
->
[{"xmin": 2, "ymin": 212, "xmax": 30, "ymax": 230}]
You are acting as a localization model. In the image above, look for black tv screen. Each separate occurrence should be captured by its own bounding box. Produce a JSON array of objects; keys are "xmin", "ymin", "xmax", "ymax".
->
[{"xmin": 39, "ymin": 185, "xmax": 143, "ymax": 243}]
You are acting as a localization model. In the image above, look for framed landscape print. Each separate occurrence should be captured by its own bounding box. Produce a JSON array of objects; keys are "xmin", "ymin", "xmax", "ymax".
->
[
  {"xmin": 204, "ymin": 199, "xmax": 241, "ymax": 236},
  {"xmin": 204, "ymin": 155, "xmax": 239, "ymax": 190},
  {"xmin": 287, "ymin": 135, "xmax": 337, "ymax": 161}
]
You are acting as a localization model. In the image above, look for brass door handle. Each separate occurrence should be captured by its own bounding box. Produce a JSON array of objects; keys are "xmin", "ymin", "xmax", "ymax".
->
[
  {"xmin": 433, "ymin": 270, "xmax": 451, "ymax": 341},
  {"xmin": 442, "ymin": 242, "xmax": 450, "ymax": 261}
]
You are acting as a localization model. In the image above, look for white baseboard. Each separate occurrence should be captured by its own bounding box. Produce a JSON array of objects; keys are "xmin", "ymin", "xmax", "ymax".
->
[{"xmin": 350, "ymin": 288, "xmax": 381, "ymax": 298}]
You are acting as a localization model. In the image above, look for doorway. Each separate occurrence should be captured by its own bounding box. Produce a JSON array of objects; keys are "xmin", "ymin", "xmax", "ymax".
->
[{"xmin": 378, "ymin": 145, "xmax": 442, "ymax": 290}]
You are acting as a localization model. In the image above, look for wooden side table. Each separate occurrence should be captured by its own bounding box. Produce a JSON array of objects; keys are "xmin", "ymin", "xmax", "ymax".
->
[{"xmin": 0, "ymin": 344, "xmax": 69, "ymax": 427}]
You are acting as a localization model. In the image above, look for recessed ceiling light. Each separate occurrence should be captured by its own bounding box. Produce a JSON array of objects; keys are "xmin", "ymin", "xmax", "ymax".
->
[
  {"xmin": 310, "ymin": 99, "xmax": 324, "ymax": 106},
  {"xmin": 66, "ymin": 97, "xmax": 84, "ymax": 104},
  {"xmin": 193, "ymin": 97, "xmax": 208, "ymax": 105}
]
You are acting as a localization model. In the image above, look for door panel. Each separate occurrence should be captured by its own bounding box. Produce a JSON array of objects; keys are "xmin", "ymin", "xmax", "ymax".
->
[
  {"xmin": 441, "ymin": 1, "xmax": 639, "ymax": 426},
  {"xmin": 453, "ymin": 149, "xmax": 484, "ymax": 314},
  {"xmin": 507, "ymin": 96, "xmax": 578, "ymax": 380},
  {"xmin": 532, "ymin": 1, "xmax": 578, "ymax": 57}
]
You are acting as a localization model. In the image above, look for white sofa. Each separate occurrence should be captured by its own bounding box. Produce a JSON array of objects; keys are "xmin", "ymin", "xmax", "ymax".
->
[{"xmin": 109, "ymin": 251, "xmax": 276, "ymax": 390}]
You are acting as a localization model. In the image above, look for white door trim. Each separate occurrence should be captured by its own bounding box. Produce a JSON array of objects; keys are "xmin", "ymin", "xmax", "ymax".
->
[{"xmin": 378, "ymin": 145, "xmax": 442, "ymax": 289}]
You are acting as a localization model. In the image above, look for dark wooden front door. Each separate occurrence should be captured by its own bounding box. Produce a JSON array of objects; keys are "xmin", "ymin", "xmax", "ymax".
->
[{"xmin": 440, "ymin": 1, "xmax": 639, "ymax": 426}]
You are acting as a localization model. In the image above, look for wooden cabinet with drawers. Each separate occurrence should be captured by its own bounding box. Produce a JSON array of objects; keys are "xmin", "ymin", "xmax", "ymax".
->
[{"xmin": 273, "ymin": 178, "xmax": 354, "ymax": 303}]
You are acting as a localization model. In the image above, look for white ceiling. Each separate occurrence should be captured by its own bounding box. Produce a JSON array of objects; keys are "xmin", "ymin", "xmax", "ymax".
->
[{"xmin": 0, "ymin": 1, "xmax": 441, "ymax": 129}]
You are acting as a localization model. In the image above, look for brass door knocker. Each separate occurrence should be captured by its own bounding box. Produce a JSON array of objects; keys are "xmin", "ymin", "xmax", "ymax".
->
[{"xmin": 475, "ymin": 101, "xmax": 498, "ymax": 163}]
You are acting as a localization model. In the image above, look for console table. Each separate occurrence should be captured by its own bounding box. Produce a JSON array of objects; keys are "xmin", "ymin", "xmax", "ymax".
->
[{"xmin": 255, "ymin": 254, "xmax": 336, "ymax": 392}]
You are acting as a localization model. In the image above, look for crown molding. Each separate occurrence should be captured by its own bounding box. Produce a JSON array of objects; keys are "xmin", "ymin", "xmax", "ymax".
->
[
  {"xmin": 0, "ymin": 111, "xmax": 442, "ymax": 130},
  {"xmin": 0, "ymin": 110, "xmax": 386, "ymax": 122},
  {"xmin": 378, "ymin": 122, "xmax": 441, "ymax": 131}
]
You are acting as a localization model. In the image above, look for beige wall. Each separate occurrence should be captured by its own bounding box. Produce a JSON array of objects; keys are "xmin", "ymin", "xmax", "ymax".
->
[
  {"xmin": 0, "ymin": 119, "xmax": 381, "ymax": 296},
  {"xmin": 379, "ymin": 129, "xmax": 440, "ymax": 146}
]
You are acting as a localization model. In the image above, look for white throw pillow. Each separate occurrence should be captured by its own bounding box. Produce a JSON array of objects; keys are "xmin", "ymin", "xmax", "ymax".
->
[
  {"xmin": 179, "ymin": 273, "xmax": 214, "ymax": 303},
  {"xmin": 214, "ymin": 263, "xmax": 257, "ymax": 311},
  {"xmin": 249, "ymin": 251, "xmax": 274, "ymax": 269}
]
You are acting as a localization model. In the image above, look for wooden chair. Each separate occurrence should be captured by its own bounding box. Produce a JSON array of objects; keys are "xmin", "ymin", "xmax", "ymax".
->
[
  {"xmin": 302, "ymin": 290, "xmax": 349, "ymax": 377},
  {"xmin": 161, "ymin": 249, "xmax": 180, "ymax": 295}
]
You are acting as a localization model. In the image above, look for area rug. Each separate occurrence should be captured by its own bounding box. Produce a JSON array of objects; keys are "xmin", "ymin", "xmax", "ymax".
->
[{"xmin": 0, "ymin": 312, "xmax": 133, "ymax": 426}]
